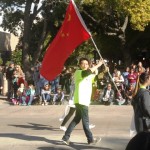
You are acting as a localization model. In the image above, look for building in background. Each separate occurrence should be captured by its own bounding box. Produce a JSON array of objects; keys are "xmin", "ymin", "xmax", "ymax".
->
[{"xmin": 0, "ymin": 30, "xmax": 19, "ymax": 64}]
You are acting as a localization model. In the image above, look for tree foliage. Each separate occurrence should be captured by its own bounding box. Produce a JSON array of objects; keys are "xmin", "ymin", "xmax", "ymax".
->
[
  {"xmin": 122, "ymin": 0, "xmax": 150, "ymax": 31},
  {"xmin": 0, "ymin": 0, "xmax": 150, "ymax": 77}
]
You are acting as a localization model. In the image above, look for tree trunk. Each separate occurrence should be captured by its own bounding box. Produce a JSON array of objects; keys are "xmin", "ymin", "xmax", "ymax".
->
[
  {"xmin": 119, "ymin": 34, "xmax": 132, "ymax": 67},
  {"xmin": 33, "ymin": 17, "xmax": 48, "ymax": 65},
  {"xmin": 119, "ymin": 16, "xmax": 132, "ymax": 67},
  {"xmin": 22, "ymin": 0, "xmax": 33, "ymax": 80},
  {"xmin": 120, "ymin": 32, "xmax": 143, "ymax": 67}
]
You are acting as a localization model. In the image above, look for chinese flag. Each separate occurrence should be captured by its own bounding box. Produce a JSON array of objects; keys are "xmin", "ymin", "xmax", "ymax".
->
[{"xmin": 40, "ymin": 0, "xmax": 91, "ymax": 81}]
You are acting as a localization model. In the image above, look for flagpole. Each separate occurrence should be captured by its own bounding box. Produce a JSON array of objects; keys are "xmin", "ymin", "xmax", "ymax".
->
[
  {"xmin": 90, "ymin": 36, "xmax": 123, "ymax": 99},
  {"xmin": 71, "ymin": 0, "xmax": 123, "ymax": 100}
]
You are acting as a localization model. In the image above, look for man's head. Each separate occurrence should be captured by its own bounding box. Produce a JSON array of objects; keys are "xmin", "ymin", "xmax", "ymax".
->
[
  {"xmin": 9, "ymin": 61, "xmax": 14, "ymax": 68},
  {"xmin": 79, "ymin": 58, "xmax": 90, "ymax": 70},
  {"xmin": 139, "ymin": 72, "xmax": 150, "ymax": 86},
  {"xmin": 107, "ymin": 83, "xmax": 112, "ymax": 90}
]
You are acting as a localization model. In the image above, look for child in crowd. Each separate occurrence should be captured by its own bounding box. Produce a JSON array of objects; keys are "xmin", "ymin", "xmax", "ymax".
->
[
  {"xmin": 12, "ymin": 70, "xmax": 19, "ymax": 99},
  {"xmin": 116, "ymin": 88, "xmax": 125, "ymax": 105},
  {"xmin": 27, "ymin": 83, "xmax": 36, "ymax": 105},
  {"xmin": 17, "ymin": 83, "xmax": 35, "ymax": 106},
  {"xmin": 17, "ymin": 83, "xmax": 27, "ymax": 105},
  {"xmin": 53, "ymin": 88, "xmax": 64, "ymax": 105},
  {"xmin": 41, "ymin": 83, "xmax": 51, "ymax": 105}
]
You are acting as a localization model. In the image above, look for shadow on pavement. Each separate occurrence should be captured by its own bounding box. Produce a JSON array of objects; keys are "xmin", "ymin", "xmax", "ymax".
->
[
  {"xmin": 8, "ymin": 123, "xmax": 59, "ymax": 131},
  {"xmin": 8, "ymin": 122, "xmax": 82, "ymax": 131},
  {"xmin": 0, "ymin": 133, "xmax": 112, "ymax": 150},
  {"xmin": 37, "ymin": 145, "xmax": 112, "ymax": 150}
]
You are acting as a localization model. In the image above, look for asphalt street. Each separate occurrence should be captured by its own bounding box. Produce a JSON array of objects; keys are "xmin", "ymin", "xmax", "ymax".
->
[{"xmin": 0, "ymin": 99, "xmax": 133, "ymax": 150}]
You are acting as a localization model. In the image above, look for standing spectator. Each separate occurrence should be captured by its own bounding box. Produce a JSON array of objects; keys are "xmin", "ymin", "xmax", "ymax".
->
[
  {"xmin": 32, "ymin": 62, "xmax": 41, "ymax": 96},
  {"xmin": 59, "ymin": 66, "xmax": 66, "ymax": 90},
  {"xmin": 97, "ymin": 64, "xmax": 109, "ymax": 90},
  {"xmin": 122, "ymin": 67, "xmax": 130, "ymax": 90},
  {"xmin": 6, "ymin": 61, "xmax": 15, "ymax": 99},
  {"xmin": 15, "ymin": 65, "xmax": 25, "ymax": 86},
  {"xmin": 112, "ymin": 70, "xmax": 125, "ymax": 105},
  {"xmin": 61, "ymin": 58, "xmax": 103, "ymax": 145},
  {"xmin": 145, "ymin": 67, "xmax": 150, "ymax": 74},
  {"xmin": 145, "ymin": 67, "xmax": 150, "ymax": 90},
  {"xmin": 136, "ymin": 61, "xmax": 145, "ymax": 73},
  {"xmin": 0, "ymin": 66, "xmax": 3, "ymax": 95},
  {"xmin": 128, "ymin": 68, "xmax": 137, "ymax": 89},
  {"xmin": 64, "ymin": 68, "xmax": 72, "ymax": 94},
  {"xmin": 51, "ymin": 76, "xmax": 60, "ymax": 94},
  {"xmin": 12, "ymin": 70, "xmax": 19, "ymax": 99},
  {"xmin": 37, "ymin": 74, "xmax": 49, "ymax": 96},
  {"xmin": 113, "ymin": 70, "xmax": 124, "ymax": 88}
]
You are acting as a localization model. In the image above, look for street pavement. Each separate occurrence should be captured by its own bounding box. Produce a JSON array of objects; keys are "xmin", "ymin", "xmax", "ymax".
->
[{"xmin": 0, "ymin": 98, "xmax": 133, "ymax": 150}]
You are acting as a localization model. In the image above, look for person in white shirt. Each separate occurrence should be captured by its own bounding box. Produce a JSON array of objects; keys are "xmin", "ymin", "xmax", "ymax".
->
[{"xmin": 100, "ymin": 83, "xmax": 114, "ymax": 105}]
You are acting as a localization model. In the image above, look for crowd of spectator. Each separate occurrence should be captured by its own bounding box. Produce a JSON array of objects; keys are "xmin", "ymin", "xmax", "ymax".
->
[{"xmin": 0, "ymin": 60, "xmax": 149, "ymax": 106}]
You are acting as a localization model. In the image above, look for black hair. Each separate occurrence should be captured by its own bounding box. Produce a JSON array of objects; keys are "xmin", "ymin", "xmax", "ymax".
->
[
  {"xmin": 79, "ymin": 57, "xmax": 90, "ymax": 65},
  {"xmin": 125, "ymin": 131, "xmax": 150, "ymax": 150},
  {"xmin": 139, "ymin": 72, "xmax": 150, "ymax": 85}
]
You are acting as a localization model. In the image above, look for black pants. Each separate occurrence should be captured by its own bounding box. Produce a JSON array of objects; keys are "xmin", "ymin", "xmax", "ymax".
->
[
  {"xmin": 61, "ymin": 107, "xmax": 76, "ymax": 126},
  {"xmin": 62, "ymin": 104, "xmax": 93, "ymax": 143}
]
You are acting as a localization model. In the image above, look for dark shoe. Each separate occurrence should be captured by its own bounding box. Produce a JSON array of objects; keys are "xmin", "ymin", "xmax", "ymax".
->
[
  {"xmin": 88, "ymin": 137, "xmax": 101, "ymax": 145},
  {"xmin": 62, "ymin": 139, "xmax": 70, "ymax": 145}
]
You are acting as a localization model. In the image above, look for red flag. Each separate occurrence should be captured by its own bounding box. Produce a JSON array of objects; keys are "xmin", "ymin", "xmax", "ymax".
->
[{"xmin": 40, "ymin": 0, "xmax": 91, "ymax": 80}]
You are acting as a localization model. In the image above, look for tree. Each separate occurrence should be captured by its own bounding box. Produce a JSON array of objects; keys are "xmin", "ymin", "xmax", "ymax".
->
[
  {"xmin": 1, "ymin": 0, "xmax": 150, "ymax": 78},
  {"xmin": 0, "ymin": 0, "xmax": 68, "ymax": 79},
  {"xmin": 81, "ymin": 0, "xmax": 150, "ymax": 66}
]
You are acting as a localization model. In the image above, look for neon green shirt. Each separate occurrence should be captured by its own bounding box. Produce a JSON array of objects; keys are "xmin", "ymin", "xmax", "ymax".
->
[{"xmin": 73, "ymin": 70, "xmax": 96, "ymax": 106}]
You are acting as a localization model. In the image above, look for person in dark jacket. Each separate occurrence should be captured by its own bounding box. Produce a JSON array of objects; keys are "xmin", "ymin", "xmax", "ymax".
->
[
  {"xmin": 0, "ymin": 66, "xmax": 3, "ymax": 95},
  {"xmin": 132, "ymin": 72, "xmax": 150, "ymax": 133},
  {"xmin": 125, "ymin": 131, "xmax": 150, "ymax": 150},
  {"xmin": 6, "ymin": 62, "xmax": 15, "ymax": 99}
]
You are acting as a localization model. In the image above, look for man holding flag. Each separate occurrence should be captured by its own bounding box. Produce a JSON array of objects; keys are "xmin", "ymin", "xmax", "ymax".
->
[
  {"xmin": 40, "ymin": 0, "xmax": 102, "ymax": 145},
  {"xmin": 62, "ymin": 57, "xmax": 103, "ymax": 145}
]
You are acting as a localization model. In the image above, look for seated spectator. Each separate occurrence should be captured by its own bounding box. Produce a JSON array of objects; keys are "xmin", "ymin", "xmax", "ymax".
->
[
  {"xmin": 17, "ymin": 83, "xmax": 27, "ymax": 106},
  {"xmin": 17, "ymin": 83, "xmax": 35, "ymax": 106},
  {"xmin": 41, "ymin": 83, "xmax": 51, "ymax": 105},
  {"xmin": 125, "ymin": 131, "xmax": 150, "ymax": 150},
  {"xmin": 99, "ymin": 83, "xmax": 114, "ymax": 105},
  {"xmin": 125, "ymin": 84, "xmax": 134, "ymax": 105},
  {"xmin": 27, "ymin": 83, "xmax": 35, "ymax": 106},
  {"xmin": 115, "ymin": 88, "xmax": 126, "ymax": 105},
  {"xmin": 53, "ymin": 88, "xmax": 64, "ymax": 105}
]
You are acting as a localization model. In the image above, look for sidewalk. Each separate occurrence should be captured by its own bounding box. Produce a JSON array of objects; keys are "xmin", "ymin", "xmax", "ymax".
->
[{"xmin": 0, "ymin": 98, "xmax": 132, "ymax": 150}]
